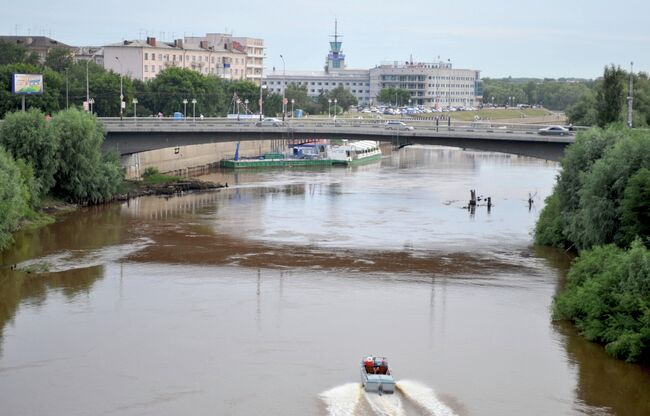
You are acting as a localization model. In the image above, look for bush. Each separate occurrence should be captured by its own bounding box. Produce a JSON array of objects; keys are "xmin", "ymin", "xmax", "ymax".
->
[
  {"xmin": 0, "ymin": 108, "xmax": 59, "ymax": 195},
  {"xmin": 554, "ymin": 241, "xmax": 650, "ymax": 364},
  {"xmin": 0, "ymin": 147, "xmax": 28, "ymax": 249},
  {"xmin": 534, "ymin": 192, "xmax": 566, "ymax": 247},
  {"xmin": 49, "ymin": 108, "xmax": 122, "ymax": 203}
]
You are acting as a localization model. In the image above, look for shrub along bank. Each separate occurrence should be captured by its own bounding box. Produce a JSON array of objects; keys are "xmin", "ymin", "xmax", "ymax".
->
[
  {"xmin": 0, "ymin": 108, "xmax": 123, "ymax": 250},
  {"xmin": 535, "ymin": 125, "xmax": 650, "ymax": 364}
]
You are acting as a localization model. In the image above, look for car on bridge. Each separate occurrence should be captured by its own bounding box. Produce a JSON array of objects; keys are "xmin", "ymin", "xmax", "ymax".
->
[
  {"xmin": 256, "ymin": 117, "xmax": 284, "ymax": 127},
  {"xmin": 384, "ymin": 121, "xmax": 414, "ymax": 131},
  {"xmin": 538, "ymin": 125, "xmax": 571, "ymax": 136}
]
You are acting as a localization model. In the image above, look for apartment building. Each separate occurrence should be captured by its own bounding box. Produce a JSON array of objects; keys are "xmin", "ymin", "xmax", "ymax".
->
[
  {"xmin": 187, "ymin": 34, "xmax": 264, "ymax": 84},
  {"xmin": 103, "ymin": 36, "xmax": 252, "ymax": 82}
]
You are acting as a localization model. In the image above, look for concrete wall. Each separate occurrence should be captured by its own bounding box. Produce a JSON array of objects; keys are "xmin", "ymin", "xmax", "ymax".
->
[{"xmin": 121, "ymin": 140, "xmax": 274, "ymax": 179}]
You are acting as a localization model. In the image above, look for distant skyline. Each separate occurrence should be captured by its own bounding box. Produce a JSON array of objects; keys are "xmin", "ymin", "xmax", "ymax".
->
[{"xmin": 2, "ymin": 0, "xmax": 648, "ymax": 79}]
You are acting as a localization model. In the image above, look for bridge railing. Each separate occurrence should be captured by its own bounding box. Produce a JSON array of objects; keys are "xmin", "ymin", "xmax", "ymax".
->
[{"xmin": 98, "ymin": 117, "xmax": 582, "ymax": 134}]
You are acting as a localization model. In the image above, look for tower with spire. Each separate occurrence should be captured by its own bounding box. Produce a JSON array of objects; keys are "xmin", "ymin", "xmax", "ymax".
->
[{"xmin": 325, "ymin": 19, "xmax": 346, "ymax": 73}]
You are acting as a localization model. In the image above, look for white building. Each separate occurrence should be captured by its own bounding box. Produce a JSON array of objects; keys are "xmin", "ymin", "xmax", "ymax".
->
[
  {"xmin": 263, "ymin": 22, "xmax": 481, "ymax": 108},
  {"xmin": 370, "ymin": 60, "xmax": 482, "ymax": 107}
]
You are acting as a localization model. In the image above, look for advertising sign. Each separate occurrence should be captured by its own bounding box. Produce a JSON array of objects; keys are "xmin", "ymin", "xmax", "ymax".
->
[{"xmin": 12, "ymin": 74, "xmax": 44, "ymax": 95}]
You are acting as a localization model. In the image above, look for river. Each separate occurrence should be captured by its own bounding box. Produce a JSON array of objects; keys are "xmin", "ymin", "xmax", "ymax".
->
[{"xmin": 0, "ymin": 145, "xmax": 648, "ymax": 416}]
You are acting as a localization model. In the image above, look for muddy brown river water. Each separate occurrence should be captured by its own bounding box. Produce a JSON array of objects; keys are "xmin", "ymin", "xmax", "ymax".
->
[{"xmin": 1, "ymin": 145, "xmax": 649, "ymax": 416}]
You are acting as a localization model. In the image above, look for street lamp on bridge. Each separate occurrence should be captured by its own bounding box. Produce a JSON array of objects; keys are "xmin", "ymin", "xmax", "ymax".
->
[
  {"xmin": 132, "ymin": 98, "xmax": 138, "ymax": 120},
  {"xmin": 191, "ymin": 98, "xmax": 197, "ymax": 121},
  {"xmin": 182, "ymin": 99, "xmax": 188, "ymax": 119}
]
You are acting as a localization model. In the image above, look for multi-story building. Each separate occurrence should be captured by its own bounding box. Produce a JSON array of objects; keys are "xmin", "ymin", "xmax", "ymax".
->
[
  {"xmin": 188, "ymin": 34, "xmax": 264, "ymax": 84},
  {"xmin": 370, "ymin": 61, "xmax": 482, "ymax": 107},
  {"xmin": 103, "ymin": 35, "xmax": 256, "ymax": 82},
  {"xmin": 0, "ymin": 35, "xmax": 74, "ymax": 63},
  {"xmin": 263, "ymin": 23, "xmax": 481, "ymax": 108}
]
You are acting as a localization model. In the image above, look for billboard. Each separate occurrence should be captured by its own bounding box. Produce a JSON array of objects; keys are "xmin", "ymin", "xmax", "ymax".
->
[{"xmin": 12, "ymin": 74, "xmax": 44, "ymax": 95}]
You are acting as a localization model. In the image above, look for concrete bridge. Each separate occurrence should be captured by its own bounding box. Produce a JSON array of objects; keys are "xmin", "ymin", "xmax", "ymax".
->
[{"xmin": 101, "ymin": 117, "xmax": 574, "ymax": 161}]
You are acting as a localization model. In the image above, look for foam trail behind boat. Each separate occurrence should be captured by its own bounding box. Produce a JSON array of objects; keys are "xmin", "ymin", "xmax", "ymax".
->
[
  {"xmin": 364, "ymin": 391, "xmax": 405, "ymax": 416},
  {"xmin": 396, "ymin": 380, "xmax": 457, "ymax": 416},
  {"xmin": 320, "ymin": 383, "xmax": 361, "ymax": 416}
]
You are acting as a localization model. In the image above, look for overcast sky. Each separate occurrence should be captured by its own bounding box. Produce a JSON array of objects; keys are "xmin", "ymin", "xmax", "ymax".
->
[{"xmin": 3, "ymin": 0, "xmax": 648, "ymax": 79}]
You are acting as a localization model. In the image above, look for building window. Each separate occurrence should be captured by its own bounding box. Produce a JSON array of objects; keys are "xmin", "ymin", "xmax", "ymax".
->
[
  {"xmin": 158, "ymin": 54, "xmax": 162, "ymax": 60},
  {"xmin": 144, "ymin": 52, "xmax": 148, "ymax": 60},
  {"xmin": 144, "ymin": 65, "xmax": 148, "ymax": 72}
]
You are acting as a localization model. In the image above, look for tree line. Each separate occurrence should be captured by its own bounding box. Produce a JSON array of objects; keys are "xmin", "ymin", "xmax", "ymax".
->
[
  {"xmin": 481, "ymin": 77, "xmax": 593, "ymax": 111},
  {"xmin": 534, "ymin": 123, "xmax": 650, "ymax": 363}
]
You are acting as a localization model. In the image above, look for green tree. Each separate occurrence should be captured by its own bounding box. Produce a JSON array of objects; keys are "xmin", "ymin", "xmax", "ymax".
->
[
  {"xmin": 596, "ymin": 65, "xmax": 626, "ymax": 127},
  {"xmin": 44, "ymin": 47, "xmax": 74, "ymax": 73},
  {"xmin": 554, "ymin": 241, "xmax": 650, "ymax": 364},
  {"xmin": 227, "ymin": 80, "xmax": 259, "ymax": 114},
  {"xmin": 284, "ymin": 83, "xmax": 320, "ymax": 115},
  {"xmin": 377, "ymin": 88, "xmax": 411, "ymax": 106},
  {"xmin": 619, "ymin": 168, "xmax": 650, "ymax": 246},
  {"xmin": 143, "ymin": 67, "xmax": 226, "ymax": 116},
  {"xmin": 575, "ymin": 130, "xmax": 650, "ymax": 248},
  {"xmin": 0, "ymin": 108, "xmax": 59, "ymax": 194},
  {"xmin": 0, "ymin": 147, "xmax": 28, "ymax": 249},
  {"xmin": 0, "ymin": 63, "xmax": 63, "ymax": 116},
  {"xmin": 0, "ymin": 40, "xmax": 29, "ymax": 65},
  {"xmin": 49, "ymin": 109, "xmax": 122, "ymax": 203},
  {"xmin": 328, "ymin": 85, "xmax": 358, "ymax": 113},
  {"xmin": 566, "ymin": 89, "xmax": 598, "ymax": 125}
]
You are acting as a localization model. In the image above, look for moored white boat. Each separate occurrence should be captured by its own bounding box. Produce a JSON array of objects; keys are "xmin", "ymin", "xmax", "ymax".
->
[{"xmin": 328, "ymin": 140, "xmax": 382, "ymax": 165}]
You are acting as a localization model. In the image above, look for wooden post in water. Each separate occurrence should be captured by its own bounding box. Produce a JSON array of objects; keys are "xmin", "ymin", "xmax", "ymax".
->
[{"xmin": 469, "ymin": 189, "xmax": 477, "ymax": 207}]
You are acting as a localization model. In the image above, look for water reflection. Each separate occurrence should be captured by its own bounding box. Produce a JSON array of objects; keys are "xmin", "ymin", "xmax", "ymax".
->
[
  {"xmin": 0, "ymin": 266, "xmax": 104, "ymax": 358},
  {"xmin": 556, "ymin": 321, "xmax": 650, "ymax": 416}
]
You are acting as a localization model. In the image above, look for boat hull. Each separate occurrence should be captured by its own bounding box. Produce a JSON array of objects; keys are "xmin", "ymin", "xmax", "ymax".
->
[{"xmin": 360, "ymin": 368, "xmax": 395, "ymax": 394}]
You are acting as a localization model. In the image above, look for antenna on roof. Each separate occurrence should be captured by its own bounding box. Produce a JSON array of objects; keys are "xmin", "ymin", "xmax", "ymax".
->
[{"xmin": 329, "ymin": 18, "xmax": 343, "ymax": 43}]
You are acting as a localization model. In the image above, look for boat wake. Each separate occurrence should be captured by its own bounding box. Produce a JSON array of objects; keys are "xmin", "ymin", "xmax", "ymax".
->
[
  {"xmin": 320, "ymin": 383, "xmax": 362, "ymax": 416},
  {"xmin": 364, "ymin": 391, "xmax": 405, "ymax": 416},
  {"xmin": 396, "ymin": 380, "xmax": 457, "ymax": 416},
  {"xmin": 16, "ymin": 238, "xmax": 153, "ymax": 273},
  {"xmin": 320, "ymin": 381, "xmax": 457, "ymax": 416}
]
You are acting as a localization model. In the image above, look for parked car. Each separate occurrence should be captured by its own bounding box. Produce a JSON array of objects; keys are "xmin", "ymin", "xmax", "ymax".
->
[
  {"xmin": 256, "ymin": 117, "xmax": 284, "ymax": 127},
  {"xmin": 538, "ymin": 125, "xmax": 571, "ymax": 136},
  {"xmin": 385, "ymin": 121, "xmax": 414, "ymax": 131}
]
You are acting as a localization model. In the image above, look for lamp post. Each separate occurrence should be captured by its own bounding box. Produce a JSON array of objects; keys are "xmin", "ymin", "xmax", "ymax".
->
[
  {"xmin": 259, "ymin": 83, "xmax": 266, "ymax": 121},
  {"xmin": 132, "ymin": 98, "xmax": 138, "ymax": 120},
  {"xmin": 408, "ymin": 98, "xmax": 412, "ymax": 108},
  {"xmin": 85, "ymin": 53, "xmax": 98, "ymax": 111},
  {"xmin": 279, "ymin": 54, "xmax": 286, "ymax": 121},
  {"xmin": 328, "ymin": 98, "xmax": 332, "ymax": 118},
  {"xmin": 89, "ymin": 98, "xmax": 94, "ymax": 114},
  {"xmin": 191, "ymin": 98, "xmax": 197, "ymax": 121},
  {"xmin": 628, "ymin": 61, "xmax": 634, "ymax": 128},
  {"xmin": 236, "ymin": 98, "xmax": 241, "ymax": 121},
  {"xmin": 115, "ymin": 57, "xmax": 124, "ymax": 119},
  {"xmin": 244, "ymin": 99, "xmax": 249, "ymax": 114},
  {"xmin": 334, "ymin": 98, "xmax": 338, "ymax": 116},
  {"xmin": 290, "ymin": 98, "xmax": 295, "ymax": 118},
  {"xmin": 182, "ymin": 98, "xmax": 188, "ymax": 119}
]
